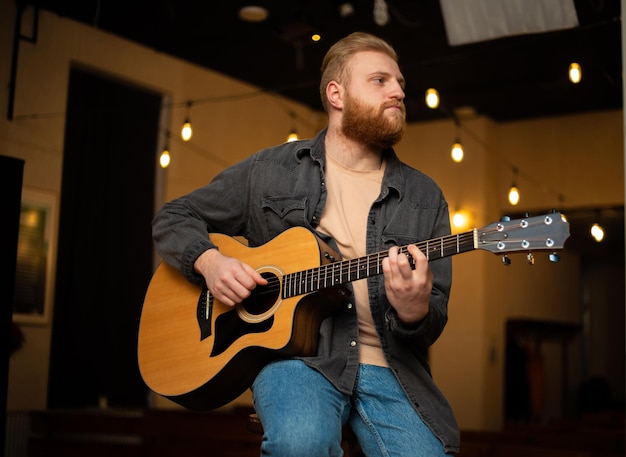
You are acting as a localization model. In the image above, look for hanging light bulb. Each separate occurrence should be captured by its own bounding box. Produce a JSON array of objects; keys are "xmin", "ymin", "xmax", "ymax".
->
[
  {"xmin": 590, "ymin": 223, "xmax": 605, "ymax": 242},
  {"xmin": 286, "ymin": 130, "xmax": 299, "ymax": 142},
  {"xmin": 159, "ymin": 147, "xmax": 171, "ymax": 168},
  {"xmin": 451, "ymin": 209, "xmax": 471, "ymax": 230},
  {"xmin": 286, "ymin": 111, "xmax": 299, "ymax": 142},
  {"xmin": 181, "ymin": 101, "xmax": 193, "ymax": 141},
  {"xmin": 451, "ymin": 141, "xmax": 464, "ymax": 163},
  {"xmin": 508, "ymin": 186, "xmax": 520, "ymax": 206},
  {"xmin": 451, "ymin": 119, "xmax": 464, "ymax": 162},
  {"xmin": 425, "ymin": 88, "xmax": 439, "ymax": 109},
  {"xmin": 569, "ymin": 62, "xmax": 582, "ymax": 84},
  {"xmin": 508, "ymin": 167, "xmax": 520, "ymax": 205},
  {"xmin": 181, "ymin": 119, "xmax": 192, "ymax": 141}
]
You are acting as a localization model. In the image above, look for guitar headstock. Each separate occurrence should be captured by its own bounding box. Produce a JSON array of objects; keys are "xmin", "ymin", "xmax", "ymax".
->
[{"xmin": 476, "ymin": 212, "xmax": 570, "ymax": 263}]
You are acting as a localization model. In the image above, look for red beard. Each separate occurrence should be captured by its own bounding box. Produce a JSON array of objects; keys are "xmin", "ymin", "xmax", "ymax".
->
[{"xmin": 341, "ymin": 92, "xmax": 406, "ymax": 149}]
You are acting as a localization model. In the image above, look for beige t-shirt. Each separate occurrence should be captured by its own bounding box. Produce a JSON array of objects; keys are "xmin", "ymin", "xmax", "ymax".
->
[{"xmin": 317, "ymin": 154, "xmax": 388, "ymax": 367}]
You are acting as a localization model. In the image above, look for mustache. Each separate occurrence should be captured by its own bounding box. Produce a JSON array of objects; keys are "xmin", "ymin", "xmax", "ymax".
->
[{"xmin": 382, "ymin": 101, "xmax": 406, "ymax": 114}]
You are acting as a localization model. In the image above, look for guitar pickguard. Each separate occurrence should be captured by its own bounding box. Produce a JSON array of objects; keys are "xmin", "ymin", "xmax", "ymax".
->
[{"xmin": 210, "ymin": 309, "xmax": 273, "ymax": 357}]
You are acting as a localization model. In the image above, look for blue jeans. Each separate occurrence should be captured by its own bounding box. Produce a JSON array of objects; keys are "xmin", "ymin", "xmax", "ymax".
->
[{"xmin": 251, "ymin": 360, "xmax": 449, "ymax": 456}]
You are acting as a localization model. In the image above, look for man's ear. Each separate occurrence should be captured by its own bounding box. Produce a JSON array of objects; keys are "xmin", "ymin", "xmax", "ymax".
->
[{"xmin": 326, "ymin": 81, "xmax": 344, "ymax": 109}]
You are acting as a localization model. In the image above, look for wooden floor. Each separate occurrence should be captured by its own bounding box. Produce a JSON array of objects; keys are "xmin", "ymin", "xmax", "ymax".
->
[{"xmin": 22, "ymin": 407, "xmax": 625, "ymax": 457}]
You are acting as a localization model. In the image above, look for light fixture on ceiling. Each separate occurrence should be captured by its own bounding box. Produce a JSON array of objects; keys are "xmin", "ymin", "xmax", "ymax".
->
[
  {"xmin": 238, "ymin": 5, "xmax": 269, "ymax": 22},
  {"xmin": 339, "ymin": 2, "xmax": 355, "ymax": 17},
  {"xmin": 373, "ymin": 0, "xmax": 389, "ymax": 26}
]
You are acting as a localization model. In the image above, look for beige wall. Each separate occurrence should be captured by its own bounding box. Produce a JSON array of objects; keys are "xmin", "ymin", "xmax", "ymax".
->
[{"xmin": 2, "ymin": 3, "xmax": 623, "ymax": 431}]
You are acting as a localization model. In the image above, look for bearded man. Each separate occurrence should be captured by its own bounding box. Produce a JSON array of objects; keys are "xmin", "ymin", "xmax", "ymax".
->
[{"xmin": 152, "ymin": 32, "xmax": 459, "ymax": 456}]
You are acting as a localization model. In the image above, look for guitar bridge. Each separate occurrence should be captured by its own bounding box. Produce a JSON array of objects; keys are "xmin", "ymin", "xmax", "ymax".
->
[{"xmin": 197, "ymin": 287, "xmax": 213, "ymax": 340}]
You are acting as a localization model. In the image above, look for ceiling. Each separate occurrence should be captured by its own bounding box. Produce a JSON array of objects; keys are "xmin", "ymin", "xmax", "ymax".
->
[
  {"xmin": 23, "ymin": 0, "xmax": 622, "ymax": 123},
  {"xmin": 17, "ymin": 0, "xmax": 625, "ymax": 262}
]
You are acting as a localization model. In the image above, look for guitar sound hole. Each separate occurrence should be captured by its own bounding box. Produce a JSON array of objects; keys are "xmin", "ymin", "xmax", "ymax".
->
[{"xmin": 241, "ymin": 272, "xmax": 279, "ymax": 316}]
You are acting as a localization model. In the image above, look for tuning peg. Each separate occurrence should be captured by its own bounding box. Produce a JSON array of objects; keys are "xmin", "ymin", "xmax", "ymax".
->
[
  {"xmin": 500, "ymin": 215, "xmax": 511, "ymax": 222},
  {"xmin": 524, "ymin": 212, "xmax": 530, "ymax": 218},
  {"xmin": 549, "ymin": 252, "xmax": 561, "ymax": 263},
  {"xmin": 502, "ymin": 255, "xmax": 511, "ymax": 266},
  {"xmin": 527, "ymin": 253, "xmax": 535, "ymax": 265}
]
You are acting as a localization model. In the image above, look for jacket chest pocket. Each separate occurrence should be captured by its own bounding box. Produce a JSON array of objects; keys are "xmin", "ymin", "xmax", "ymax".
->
[{"xmin": 261, "ymin": 196, "xmax": 309, "ymax": 236}]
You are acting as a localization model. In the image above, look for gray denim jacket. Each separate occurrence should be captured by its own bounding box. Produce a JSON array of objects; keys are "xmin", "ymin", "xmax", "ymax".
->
[{"xmin": 152, "ymin": 129, "xmax": 460, "ymax": 453}]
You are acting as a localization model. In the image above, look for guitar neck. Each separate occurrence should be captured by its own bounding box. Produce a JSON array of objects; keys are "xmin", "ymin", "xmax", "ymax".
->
[{"xmin": 282, "ymin": 230, "xmax": 476, "ymax": 298}]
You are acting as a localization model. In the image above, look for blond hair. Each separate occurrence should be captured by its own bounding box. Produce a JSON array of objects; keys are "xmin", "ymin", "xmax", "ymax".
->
[{"xmin": 319, "ymin": 32, "xmax": 398, "ymax": 112}]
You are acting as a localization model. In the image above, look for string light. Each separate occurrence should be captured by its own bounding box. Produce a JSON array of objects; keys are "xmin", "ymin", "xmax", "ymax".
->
[
  {"xmin": 451, "ymin": 119, "xmax": 464, "ymax": 162},
  {"xmin": 286, "ymin": 111, "xmax": 299, "ymax": 142},
  {"xmin": 451, "ymin": 209, "xmax": 471, "ymax": 231},
  {"xmin": 286, "ymin": 130, "xmax": 299, "ymax": 142},
  {"xmin": 508, "ymin": 167, "xmax": 520, "ymax": 205},
  {"xmin": 159, "ymin": 147, "xmax": 171, "ymax": 168},
  {"xmin": 569, "ymin": 62, "xmax": 582, "ymax": 84},
  {"xmin": 590, "ymin": 223, "xmax": 604, "ymax": 242},
  {"xmin": 425, "ymin": 88, "xmax": 439, "ymax": 109},
  {"xmin": 451, "ymin": 141, "xmax": 464, "ymax": 163},
  {"xmin": 181, "ymin": 101, "xmax": 193, "ymax": 141}
]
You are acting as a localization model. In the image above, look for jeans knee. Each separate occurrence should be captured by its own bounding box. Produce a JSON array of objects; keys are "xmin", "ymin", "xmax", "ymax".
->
[{"xmin": 262, "ymin": 424, "xmax": 343, "ymax": 457}]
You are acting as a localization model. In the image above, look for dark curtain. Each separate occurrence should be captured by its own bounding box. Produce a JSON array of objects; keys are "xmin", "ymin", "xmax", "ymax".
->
[{"xmin": 48, "ymin": 67, "xmax": 160, "ymax": 409}]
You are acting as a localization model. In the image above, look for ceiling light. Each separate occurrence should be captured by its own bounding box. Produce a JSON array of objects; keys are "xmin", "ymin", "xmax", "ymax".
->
[
  {"xmin": 238, "ymin": 6, "xmax": 269, "ymax": 23},
  {"xmin": 373, "ymin": 0, "xmax": 389, "ymax": 26}
]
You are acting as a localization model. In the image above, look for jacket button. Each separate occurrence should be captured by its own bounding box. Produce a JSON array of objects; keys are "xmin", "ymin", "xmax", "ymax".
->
[{"xmin": 350, "ymin": 340, "xmax": 357, "ymax": 347}]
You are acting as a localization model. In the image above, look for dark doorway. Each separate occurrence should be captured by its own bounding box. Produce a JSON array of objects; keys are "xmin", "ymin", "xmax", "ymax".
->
[{"xmin": 48, "ymin": 67, "xmax": 161, "ymax": 409}]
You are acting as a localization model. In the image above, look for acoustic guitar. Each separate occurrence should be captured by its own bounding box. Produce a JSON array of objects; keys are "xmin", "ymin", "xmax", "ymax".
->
[{"xmin": 138, "ymin": 212, "xmax": 570, "ymax": 410}]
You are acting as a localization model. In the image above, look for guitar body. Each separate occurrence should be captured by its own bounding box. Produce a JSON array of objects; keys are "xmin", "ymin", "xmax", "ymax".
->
[{"xmin": 138, "ymin": 227, "xmax": 350, "ymax": 410}]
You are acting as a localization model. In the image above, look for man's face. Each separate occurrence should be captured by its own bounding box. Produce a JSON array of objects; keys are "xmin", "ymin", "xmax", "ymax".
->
[{"xmin": 341, "ymin": 51, "xmax": 406, "ymax": 149}]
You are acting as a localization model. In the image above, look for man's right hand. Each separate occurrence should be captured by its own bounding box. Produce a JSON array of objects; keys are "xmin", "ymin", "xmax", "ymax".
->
[{"xmin": 194, "ymin": 249, "xmax": 268, "ymax": 307}]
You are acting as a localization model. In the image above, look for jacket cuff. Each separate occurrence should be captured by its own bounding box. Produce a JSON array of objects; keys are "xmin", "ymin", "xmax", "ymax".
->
[
  {"xmin": 385, "ymin": 307, "xmax": 424, "ymax": 336},
  {"xmin": 181, "ymin": 238, "xmax": 215, "ymax": 285}
]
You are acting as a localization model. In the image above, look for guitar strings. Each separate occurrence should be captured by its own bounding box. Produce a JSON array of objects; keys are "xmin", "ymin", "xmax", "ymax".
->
[{"xmin": 248, "ymin": 230, "xmax": 478, "ymax": 299}]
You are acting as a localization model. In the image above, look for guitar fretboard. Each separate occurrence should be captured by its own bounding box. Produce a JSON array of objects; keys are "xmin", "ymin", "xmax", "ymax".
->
[{"xmin": 282, "ymin": 229, "xmax": 477, "ymax": 299}]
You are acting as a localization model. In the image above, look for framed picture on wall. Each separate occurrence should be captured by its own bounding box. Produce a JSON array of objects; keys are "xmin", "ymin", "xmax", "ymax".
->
[{"xmin": 13, "ymin": 187, "xmax": 58, "ymax": 326}]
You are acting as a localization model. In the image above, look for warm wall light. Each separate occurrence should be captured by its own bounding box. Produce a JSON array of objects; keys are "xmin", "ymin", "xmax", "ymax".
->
[
  {"xmin": 159, "ymin": 148, "xmax": 171, "ymax": 168},
  {"xmin": 451, "ymin": 141, "xmax": 464, "ymax": 163},
  {"xmin": 590, "ymin": 223, "xmax": 605, "ymax": 242},
  {"xmin": 569, "ymin": 62, "xmax": 582, "ymax": 84},
  {"xmin": 425, "ymin": 88, "xmax": 439, "ymax": 109}
]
